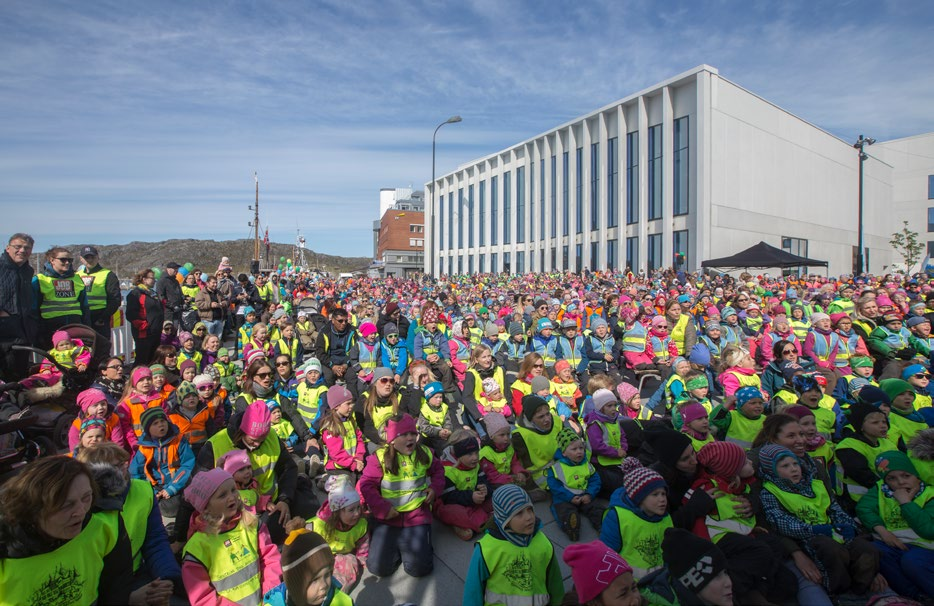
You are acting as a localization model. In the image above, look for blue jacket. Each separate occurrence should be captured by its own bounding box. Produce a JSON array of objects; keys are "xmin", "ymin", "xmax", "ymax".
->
[
  {"xmin": 600, "ymin": 485, "xmax": 670, "ymax": 554},
  {"xmin": 414, "ymin": 326, "xmax": 450, "ymax": 360},
  {"xmin": 130, "ymin": 422, "xmax": 195, "ymax": 496},
  {"xmin": 380, "ymin": 337, "xmax": 409, "ymax": 375},
  {"xmin": 545, "ymin": 450, "xmax": 600, "ymax": 507}
]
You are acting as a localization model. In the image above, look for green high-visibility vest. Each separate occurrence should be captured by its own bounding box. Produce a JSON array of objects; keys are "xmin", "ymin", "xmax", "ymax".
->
[
  {"xmin": 612, "ymin": 506, "xmax": 672, "ymax": 580},
  {"xmin": 476, "ymin": 530, "xmax": 554, "ymax": 606},
  {"xmin": 376, "ymin": 445, "xmax": 432, "ymax": 512},
  {"xmin": 78, "ymin": 267, "xmax": 111, "ymax": 311},
  {"xmin": 873, "ymin": 482, "xmax": 934, "ymax": 549},
  {"xmin": 184, "ymin": 519, "xmax": 263, "ymax": 606}
]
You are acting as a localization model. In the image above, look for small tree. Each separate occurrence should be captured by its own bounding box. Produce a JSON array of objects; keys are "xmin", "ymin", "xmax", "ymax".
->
[{"xmin": 890, "ymin": 220, "xmax": 924, "ymax": 270}]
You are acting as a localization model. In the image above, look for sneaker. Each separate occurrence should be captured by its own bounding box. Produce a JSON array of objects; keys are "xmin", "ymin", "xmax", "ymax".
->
[
  {"xmin": 453, "ymin": 526, "xmax": 474, "ymax": 541},
  {"xmin": 565, "ymin": 512, "xmax": 580, "ymax": 541},
  {"xmin": 307, "ymin": 454, "xmax": 323, "ymax": 477}
]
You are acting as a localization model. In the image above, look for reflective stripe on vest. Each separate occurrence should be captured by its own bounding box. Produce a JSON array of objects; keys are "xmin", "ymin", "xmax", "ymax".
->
[
  {"xmin": 478, "ymin": 530, "xmax": 554, "ymax": 606},
  {"xmin": 835, "ymin": 332, "xmax": 859, "ymax": 367},
  {"xmin": 596, "ymin": 420, "xmax": 623, "ymax": 466},
  {"xmin": 357, "ymin": 341, "xmax": 380, "ymax": 371},
  {"xmin": 296, "ymin": 382, "xmax": 328, "ymax": 427},
  {"xmin": 705, "ymin": 480, "xmax": 755, "ymax": 543},
  {"xmin": 468, "ymin": 366, "xmax": 505, "ymax": 403},
  {"xmin": 420, "ymin": 400, "xmax": 449, "ymax": 428},
  {"xmin": 589, "ymin": 335, "xmax": 615, "ymax": 355},
  {"xmin": 763, "ymin": 479, "xmax": 840, "ymax": 541},
  {"xmin": 552, "ymin": 459, "xmax": 594, "ymax": 495},
  {"xmin": 725, "ymin": 410, "xmax": 764, "ymax": 450},
  {"xmin": 532, "ymin": 336, "xmax": 557, "ymax": 365},
  {"xmin": 444, "ymin": 463, "xmax": 479, "ymax": 492},
  {"xmin": 376, "ymin": 445, "xmax": 432, "ymax": 512},
  {"xmin": 790, "ymin": 320, "xmax": 810, "ymax": 341},
  {"xmin": 671, "ymin": 314, "xmax": 689, "ymax": 355},
  {"xmin": 699, "ymin": 335, "xmax": 721, "ymax": 358},
  {"xmin": 513, "ymin": 413, "xmax": 562, "ymax": 489},
  {"xmin": 810, "ymin": 331, "xmax": 839, "ymax": 362},
  {"xmin": 324, "ymin": 418, "xmax": 359, "ymax": 469},
  {"xmin": 650, "ymin": 335, "xmax": 672, "ymax": 360},
  {"xmin": 184, "ymin": 519, "xmax": 262, "ymax": 606},
  {"xmin": 210, "ymin": 429, "xmax": 281, "ymax": 498},
  {"xmin": 557, "ymin": 335, "xmax": 584, "ymax": 366},
  {"xmin": 835, "ymin": 436, "xmax": 898, "ymax": 502},
  {"xmin": 311, "ymin": 515, "xmax": 368, "ymax": 555},
  {"xmin": 480, "ymin": 443, "xmax": 515, "ymax": 475},
  {"xmin": 614, "ymin": 506, "xmax": 672, "ymax": 580},
  {"xmin": 873, "ymin": 483, "xmax": 934, "ymax": 549},
  {"xmin": 36, "ymin": 273, "xmax": 85, "ymax": 319},
  {"xmin": 622, "ymin": 322, "xmax": 647, "ymax": 353},
  {"xmin": 78, "ymin": 268, "xmax": 111, "ymax": 311},
  {"xmin": 139, "ymin": 436, "xmax": 183, "ymax": 488},
  {"xmin": 170, "ymin": 405, "xmax": 213, "ymax": 444}
]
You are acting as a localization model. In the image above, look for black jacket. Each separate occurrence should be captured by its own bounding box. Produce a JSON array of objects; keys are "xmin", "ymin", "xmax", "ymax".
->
[
  {"xmin": 81, "ymin": 264, "xmax": 122, "ymax": 323},
  {"xmin": 0, "ymin": 251, "xmax": 36, "ymax": 341},
  {"xmin": 155, "ymin": 274, "xmax": 183, "ymax": 311}
]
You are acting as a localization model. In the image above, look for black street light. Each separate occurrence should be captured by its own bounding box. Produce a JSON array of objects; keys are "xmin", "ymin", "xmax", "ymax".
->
[
  {"xmin": 429, "ymin": 115, "xmax": 462, "ymax": 276},
  {"xmin": 853, "ymin": 134, "xmax": 875, "ymax": 276}
]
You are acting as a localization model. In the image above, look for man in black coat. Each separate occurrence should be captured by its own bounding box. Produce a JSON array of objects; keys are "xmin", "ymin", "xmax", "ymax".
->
[
  {"xmin": 0, "ymin": 233, "xmax": 37, "ymax": 379},
  {"xmin": 376, "ymin": 301, "xmax": 410, "ymax": 340},
  {"xmin": 155, "ymin": 262, "xmax": 184, "ymax": 325}
]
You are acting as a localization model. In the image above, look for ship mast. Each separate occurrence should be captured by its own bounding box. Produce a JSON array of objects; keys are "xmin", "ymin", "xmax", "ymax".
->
[{"xmin": 252, "ymin": 172, "xmax": 260, "ymax": 263}]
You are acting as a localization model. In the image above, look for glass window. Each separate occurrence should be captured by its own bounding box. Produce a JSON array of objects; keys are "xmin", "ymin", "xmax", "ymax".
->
[
  {"xmin": 516, "ymin": 251, "xmax": 525, "ymax": 274},
  {"xmin": 457, "ymin": 188, "xmax": 464, "ymax": 249},
  {"xmin": 562, "ymin": 245, "xmax": 569, "ymax": 270},
  {"xmin": 468, "ymin": 256, "xmax": 474, "ymax": 274},
  {"xmin": 673, "ymin": 230, "xmax": 689, "ymax": 271},
  {"xmin": 673, "ymin": 117, "xmax": 689, "ymax": 216},
  {"xmin": 626, "ymin": 132, "xmax": 639, "ymax": 224},
  {"xmin": 468, "ymin": 185, "xmax": 475, "ymax": 247},
  {"xmin": 551, "ymin": 155, "xmax": 557, "ymax": 238},
  {"xmin": 647, "ymin": 233, "xmax": 662, "ymax": 271},
  {"xmin": 928, "ymin": 208, "xmax": 934, "ymax": 232},
  {"xmin": 504, "ymin": 252, "xmax": 511, "ymax": 274},
  {"xmin": 491, "ymin": 252, "xmax": 498, "ymax": 272},
  {"xmin": 626, "ymin": 237, "xmax": 639, "ymax": 273},
  {"xmin": 607, "ymin": 238, "xmax": 617, "ymax": 271},
  {"xmin": 540, "ymin": 249, "xmax": 545, "ymax": 271},
  {"xmin": 590, "ymin": 142, "xmax": 600, "ymax": 230},
  {"xmin": 540, "ymin": 158, "xmax": 546, "ymax": 240},
  {"xmin": 479, "ymin": 254, "xmax": 485, "ymax": 273},
  {"xmin": 479, "ymin": 180, "xmax": 486, "ymax": 246},
  {"xmin": 608, "ymin": 137, "xmax": 618, "ymax": 228},
  {"xmin": 575, "ymin": 243, "xmax": 582, "ymax": 273},
  {"xmin": 439, "ymin": 193, "xmax": 444, "ymax": 249},
  {"xmin": 929, "ymin": 242, "xmax": 934, "ymax": 257},
  {"xmin": 448, "ymin": 192, "xmax": 454, "ymax": 249},
  {"xmin": 648, "ymin": 124, "xmax": 663, "ymax": 220},
  {"xmin": 458, "ymin": 256, "xmax": 463, "ymax": 275},
  {"xmin": 590, "ymin": 241, "xmax": 599, "ymax": 271},
  {"xmin": 491, "ymin": 176, "xmax": 498, "ymax": 246},
  {"xmin": 576, "ymin": 148, "xmax": 583, "ymax": 234},
  {"xmin": 929, "ymin": 175, "xmax": 934, "ymax": 199},
  {"xmin": 516, "ymin": 166, "xmax": 525, "ymax": 244},
  {"xmin": 447, "ymin": 256, "xmax": 453, "ymax": 276},
  {"xmin": 503, "ymin": 171, "xmax": 511, "ymax": 244},
  {"xmin": 551, "ymin": 247, "xmax": 556, "ymax": 269},
  {"xmin": 782, "ymin": 236, "xmax": 808, "ymax": 276},
  {"xmin": 529, "ymin": 163, "xmax": 534, "ymax": 242},
  {"xmin": 562, "ymin": 151, "xmax": 570, "ymax": 237}
]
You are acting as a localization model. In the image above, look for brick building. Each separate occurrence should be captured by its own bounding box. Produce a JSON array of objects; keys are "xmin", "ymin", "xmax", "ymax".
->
[{"xmin": 373, "ymin": 190, "xmax": 425, "ymax": 276}]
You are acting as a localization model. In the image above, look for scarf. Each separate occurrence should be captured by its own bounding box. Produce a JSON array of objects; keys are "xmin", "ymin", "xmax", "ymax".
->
[
  {"xmin": 493, "ymin": 517, "xmax": 542, "ymax": 548},
  {"xmin": 880, "ymin": 481, "xmax": 926, "ymax": 500},
  {"xmin": 252, "ymin": 382, "xmax": 275, "ymax": 398},
  {"xmin": 95, "ymin": 377, "xmax": 125, "ymax": 400}
]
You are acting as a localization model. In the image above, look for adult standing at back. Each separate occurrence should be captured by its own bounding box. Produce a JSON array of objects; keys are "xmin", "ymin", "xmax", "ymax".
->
[
  {"xmin": 126, "ymin": 269, "xmax": 165, "ymax": 365},
  {"xmin": 155, "ymin": 261, "xmax": 183, "ymax": 326},
  {"xmin": 0, "ymin": 233, "xmax": 37, "ymax": 379},
  {"xmin": 77, "ymin": 245, "xmax": 121, "ymax": 337},
  {"xmin": 32, "ymin": 245, "xmax": 90, "ymax": 348},
  {"xmin": 194, "ymin": 274, "xmax": 224, "ymax": 337}
]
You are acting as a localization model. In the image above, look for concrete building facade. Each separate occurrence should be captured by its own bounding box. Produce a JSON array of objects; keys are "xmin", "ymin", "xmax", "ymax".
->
[{"xmin": 426, "ymin": 65, "xmax": 929, "ymax": 277}]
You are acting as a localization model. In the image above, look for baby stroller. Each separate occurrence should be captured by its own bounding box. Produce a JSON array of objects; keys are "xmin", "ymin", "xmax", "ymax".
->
[
  {"xmin": 12, "ymin": 324, "xmax": 111, "ymax": 449},
  {"xmin": 0, "ymin": 382, "xmax": 45, "ymax": 484}
]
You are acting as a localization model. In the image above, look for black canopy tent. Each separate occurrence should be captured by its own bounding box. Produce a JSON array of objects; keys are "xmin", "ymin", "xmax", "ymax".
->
[{"xmin": 701, "ymin": 241, "xmax": 828, "ymax": 271}]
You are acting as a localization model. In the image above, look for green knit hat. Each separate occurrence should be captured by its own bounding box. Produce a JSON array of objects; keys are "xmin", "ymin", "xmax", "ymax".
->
[
  {"xmin": 176, "ymin": 381, "xmax": 198, "ymax": 402},
  {"xmin": 850, "ymin": 356, "xmax": 874, "ymax": 369},
  {"xmin": 556, "ymin": 427, "xmax": 582, "ymax": 454},
  {"xmin": 880, "ymin": 378, "xmax": 915, "ymax": 404},
  {"xmin": 875, "ymin": 450, "xmax": 919, "ymax": 479},
  {"xmin": 685, "ymin": 375, "xmax": 709, "ymax": 390}
]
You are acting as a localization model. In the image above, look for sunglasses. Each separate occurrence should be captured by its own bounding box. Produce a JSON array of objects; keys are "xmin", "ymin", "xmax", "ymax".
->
[
  {"xmin": 533, "ymin": 363, "xmax": 544, "ymax": 368},
  {"xmin": 782, "ymin": 349, "xmax": 796, "ymax": 355},
  {"xmin": 377, "ymin": 377, "xmax": 393, "ymax": 384},
  {"xmin": 194, "ymin": 328, "xmax": 205, "ymax": 333},
  {"xmin": 275, "ymin": 361, "xmax": 291, "ymax": 367},
  {"xmin": 333, "ymin": 318, "xmax": 347, "ymax": 324},
  {"xmin": 255, "ymin": 371, "xmax": 273, "ymax": 379},
  {"xmin": 55, "ymin": 257, "xmax": 74, "ymax": 263},
  {"xmin": 914, "ymin": 374, "xmax": 931, "ymax": 380},
  {"xmin": 386, "ymin": 334, "xmax": 399, "ymax": 339},
  {"xmin": 197, "ymin": 385, "xmax": 213, "ymax": 391}
]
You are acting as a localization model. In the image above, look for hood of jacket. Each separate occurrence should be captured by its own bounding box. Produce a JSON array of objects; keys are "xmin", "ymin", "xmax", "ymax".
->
[
  {"xmin": 909, "ymin": 428, "xmax": 934, "ymax": 461},
  {"xmin": 88, "ymin": 463, "xmax": 130, "ymax": 511},
  {"xmin": 138, "ymin": 421, "xmax": 181, "ymax": 447}
]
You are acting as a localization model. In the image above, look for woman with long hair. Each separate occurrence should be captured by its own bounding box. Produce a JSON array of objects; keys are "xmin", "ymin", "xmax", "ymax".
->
[{"xmin": 125, "ymin": 268, "xmax": 165, "ymax": 365}]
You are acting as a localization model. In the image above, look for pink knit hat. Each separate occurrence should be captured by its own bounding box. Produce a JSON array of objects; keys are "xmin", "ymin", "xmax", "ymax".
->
[
  {"xmin": 76, "ymin": 388, "xmax": 109, "ymax": 413},
  {"xmin": 240, "ymin": 401, "xmax": 271, "ymax": 439},
  {"xmin": 216, "ymin": 449, "xmax": 251, "ymax": 475},
  {"xmin": 615, "ymin": 382, "xmax": 639, "ymax": 405},
  {"xmin": 244, "ymin": 349, "xmax": 267, "ymax": 367},
  {"xmin": 697, "ymin": 441, "xmax": 748, "ymax": 479},
  {"xmin": 563, "ymin": 541, "xmax": 633, "ymax": 603},
  {"xmin": 184, "ymin": 468, "xmax": 233, "ymax": 513},
  {"xmin": 51, "ymin": 330, "xmax": 70, "ymax": 346},
  {"xmin": 131, "ymin": 366, "xmax": 152, "ymax": 386},
  {"xmin": 385, "ymin": 413, "xmax": 417, "ymax": 442},
  {"xmin": 359, "ymin": 322, "xmax": 377, "ymax": 337},
  {"xmin": 651, "ymin": 315, "xmax": 668, "ymax": 328},
  {"xmin": 680, "ymin": 402, "xmax": 709, "ymax": 426}
]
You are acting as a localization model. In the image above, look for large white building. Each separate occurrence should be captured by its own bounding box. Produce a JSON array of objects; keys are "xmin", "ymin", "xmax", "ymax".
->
[{"xmin": 425, "ymin": 64, "xmax": 934, "ymax": 277}]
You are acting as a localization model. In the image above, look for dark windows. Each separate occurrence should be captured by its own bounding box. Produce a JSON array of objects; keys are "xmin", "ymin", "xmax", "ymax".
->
[
  {"xmin": 503, "ymin": 171, "xmax": 511, "ymax": 245},
  {"xmin": 648, "ymin": 124, "xmax": 663, "ymax": 220},
  {"xmin": 576, "ymin": 148, "xmax": 583, "ymax": 234},
  {"xmin": 491, "ymin": 176, "xmax": 498, "ymax": 245},
  {"xmin": 647, "ymin": 233, "xmax": 662, "ymax": 271},
  {"xmin": 673, "ymin": 117, "xmax": 689, "ymax": 216},
  {"xmin": 562, "ymin": 152, "xmax": 570, "ymax": 236},
  {"xmin": 516, "ymin": 166, "xmax": 525, "ymax": 244},
  {"xmin": 478, "ymin": 181, "xmax": 486, "ymax": 246},
  {"xmin": 673, "ymin": 230, "xmax": 689, "ymax": 271},
  {"xmin": 608, "ymin": 137, "xmax": 618, "ymax": 228},
  {"xmin": 626, "ymin": 132, "xmax": 639, "ymax": 224},
  {"xmin": 590, "ymin": 142, "xmax": 600, "ymax": 230},
  {"xmin": 607, "ymin": 239, "xmax": 617, "ymax": 271},
  {"xmin": 626, "ymin": 237, "xmax": 638, "ymax": 273}
]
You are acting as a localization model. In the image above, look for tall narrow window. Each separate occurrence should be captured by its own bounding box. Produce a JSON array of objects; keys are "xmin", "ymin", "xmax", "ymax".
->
[
  {"xmin": 448, "ymin": 192, "xmax": 454, "ymax": 248},
  {"xmin": 626, "ymin": 132, "xmax": 639, "ymax": 224},
  {"xmin": 647, "ymin": 233, "xmax": 663, "ymax": 271},
  {"xmin": 608, "ymin": 137, "xmax": 618, "ymax": 228},
  {"xmin": 590, "ymin": 241, "xmax": 599, "ymax": 271},
  {"xmin": 673, "ymin": 116, "xmax": 689, "ymax": 216},
  {"xmin": 626, "ymin": 237, "xmax": 639, "ymax": 273},
  {"xmin": 673, "ymin": 230, "xmax": 689, "ymax": 272},
  {"xmin": 504, "ymin": 252, "xmax": 512, "ymax": 274},
  {"xmin": 648, "ymin": 124, "xmax": 663, "ymax": 220},
  {"xmin": 576, "ymin": 148, "xmax": 583, "ymax": 234},
  {"xmin": 439, "ymin": 192, "xmax": 444, "ymax": 249},
  {"xmin": 516, "ymin": 166, "xmax": 526, "ymax": 244},
  {"xmin": 550, "ymin": 155, "xmax": 557, "ymax": 238},
  {"xmin": 491, "ymin": 176, "xmax": 498, "ymax": 245},
  {"xmin": 562, "ymin": 151, "xmax": 570, "ymax": 236},
  {"xmin": 491, "ymin": 252, "xmax": 498, "ymax": 272},
  {"xmin": 562, "ymin": 245, "xmax": 569, "ymax": 270},
  {"xmin": 590, "ymin": 142, "xmax": 600, "ymax": 230},
  {"xmin": 479, "ymin": 254, "xmax": 485, "ymax": 273},
  {"xmin": 503, "ymin": 171, "xmax": 511, "ymax": 245},
  {"xmin": 457, "ymin": 188, "xmax": 464, "ymax": 249},
  {"xmin": 468, "ymin": 184, "xmax": 475, "ymax": 247},
  {"xmin": 529, "ymin": 163, "xmax": 535, "ymax": 242},
  {"xmin": 540, "ymin": 158, "xmax": 545, "ymax": 240},
  {"xmin": 478, "ymin": 180, "xmax": 486, "ymax": 246},
  {"xmin": 575, "ymin": 243, "xmax": 582, "ymax": 273},
  {"xmin": 516, "ymin": 251, "xmax": 525, "ymax": 274}
]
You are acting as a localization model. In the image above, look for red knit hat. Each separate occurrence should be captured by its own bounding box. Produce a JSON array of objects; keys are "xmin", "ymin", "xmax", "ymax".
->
[
  {"xmin": 621, "ymin": 457, "xmax": 666, "ymax": 505},
  {"xmin": 697, "ymin": 441, "xmax": 748, "ymax": 478}
]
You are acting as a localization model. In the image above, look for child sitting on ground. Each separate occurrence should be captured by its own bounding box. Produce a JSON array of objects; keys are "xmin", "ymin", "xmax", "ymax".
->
[
  {"xmin": 546, "ymin": 427, "xmax": 605, "ymax": 541},
  {"xmin": 216, "ymin": 448, "xmax": 269, "ymax": 513},
  {"xmin": 585, "ymin": 388, "xmax": 628, "ymax": 498},
  {"xmin": 710, "ymin": 386, "xmax": 766, "ymax": 450},
  {"xmin": 69, "ymin": 387, "xmax": 125, "ymax": 452},
  {"xmin": 71, "ymin": 416, "xmax": 107, "ymax": 457},
  {"xmin": 463, "ymin": 485, "xmax": 564, "ymax": 606},
  {"xmin": 478, "ymin": 412, "xmax": 529, "ymax": 492},
  {"xmin": 166, "ymin": 380, "xmax": 217, "ymax": 454},
  {"xmin": 562, "ymin": 541, "xmax": 639, "ymax": 606},
  {"xmin": 262, "ymin": 529, "xmax": 353, "ymax": 606},
  {"xmin": 438, "ymin": 429, "xmax": 493, "ymax": 541},
  {"xmin": 477, "ymin": 377, "xmax": 514, "ymax": 421},
  {"xmin": 679, "ymin": 400, "xmax": 714, "ymax": 451},
  {"xmin": 616, "ymin": 381, "xmax": 653, "ymax": 421},
  {"xmin": 212, "ymin": 347, "xmax": 239, "ymax": 395},
  {"xmin": 671, "ymin": 373, "xmax": 712, "ymax": 429},
  {"xmin": 551, "ymin": 359, "xmax": 582, "ymax": 417},
  {"xmin": 130, "ymin": 407, "xmax": 195, "ymax": 518},
  {"xmin": 417, "ymin": 381, "xmax": 455, "ymax": 453}
]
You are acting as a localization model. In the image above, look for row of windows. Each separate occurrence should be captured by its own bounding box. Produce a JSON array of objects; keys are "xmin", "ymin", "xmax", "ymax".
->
[
  {"xmin": 441, "ymin": 229, "xmax": 690, "ymax": 274},
  {"xmin": 439, "ymin": 117, "xmax": 690, "ymax": 250}
]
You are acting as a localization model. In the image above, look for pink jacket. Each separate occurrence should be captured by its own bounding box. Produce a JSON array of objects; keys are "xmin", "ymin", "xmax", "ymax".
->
[
  {"xmin": 115, "ymin": 391, "xmax": 166, "ymax": 450},
  {"xmin": 68, "ymin": 410, "xmax": 127, "ymax": 452},
  {"xmin": 479, "ymin": 446, "xmax": 527, "ymax": 485},
  {"xmin": 182, "ymin": 517, "xmax": 282, "ymax": 606},
  {"xmin": 448, "ymin": 337, "xmax": 471, "ymax": 387},
  {"xmin": 718, "ymin": 366, "xmax": 765, "ymax": 400},
  {"xmin": 358, "ymin": 447, "xmax": 445, "ymax": 527},
  {"xmin": 322, "ymin": 418, "xmax": 365, "ymax": 471},
  {"xmin": 803, "ymin": 330, "xmax": 837, "ymax": 369}
]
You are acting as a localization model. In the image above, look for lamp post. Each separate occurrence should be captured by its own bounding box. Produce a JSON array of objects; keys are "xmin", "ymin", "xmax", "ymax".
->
[
  {"xmin": 853, "ymin": 134, "xmax": 875, "ymax": 276},
  {"xmin": 430, "ymin": 115, "xmax": 462, "ymax": 277}
]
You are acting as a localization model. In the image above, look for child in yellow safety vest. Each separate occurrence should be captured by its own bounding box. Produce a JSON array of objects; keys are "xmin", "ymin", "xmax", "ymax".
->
[
  {"xmin": 599, "ymin": 458, "xmax": 673, "ymax": 581},
  {"xmin": 437, "ymin": 429, "xmax": 493, "ymax": 541},
  {"xmin": 478, "ymin": 376, "xmax": 514, "ymax": 421},
  {"xmin": 790, "ymin": 374, "xmax": 838, "ymax": 440},
  {"xmin": 267, "ymin": 399, "xmax": 300, "ymax": 451},
  {"xmin": 262, "ymin": 529, "xmax": 355, "ymax": 606},
  {"xmin": 546, "ymin": 427, "xmax": 605, "ymax": 541},
  {"xmin": 881, "ymin": 378, "xmax": 933, "ymax": 449},
  {"xmin": 531, "ymin": 375, "xmax": 575, "ymax": 429},
  {"xmin": 902, "ymin": 363, "xmax": 934, "ymax": 409},
  {"xmin": 320, "ymin": 385, "xmax": 365, "ymax": 485},
  {"xmin": 358, "ymin": 413, "xmax": 445, "ymax": 578},
  {"xmin": 182, "ymin": 468, "xmax": 283, "ymax": 604},
  {"xmin": 855, "ymin": 450, "xmax": 934, "ymax": 600},
  {"xmin": 616, "ymin": 380, "xmax": 653, "ymax": 421},
  {"xmin": 550, "ymin": 359, "xmax": 582, "ymax": 416},
  {"xmin": 294, "ymin": 474, "xmax": 368, "ymax": 594},
  {"xmin": 785, "ymin": 406, "xmax": 836, "ymax": 476},
  {"xmin": 908, "ymin": 429, "xmax": 934, "ymax": 486},
  {"xmin": 479, "ymin": 412, "xmax": 530, "ymax": 491},
  {"xmin": 216, "ymin": 448, "xmax": 271, "ymax": 514},
  {"xmin": 670, "ymin": 373, "xmax": 711, "ymax": 429},
  {"xmin": 710, "ymin": 386, "xmax": 766, "ymax": 450},
  {"xmin": 417, "ymin": 381, "xmax": 455, "ymax": 454},
  {"xmin": 836, "ymin": 402, "xmax": 899, "ymax": 508},
  {"xmin": 679, "ymin": 401, "xmax": 714, "ymax": 451},
  {"xmin": 462, "ymin": 484, "xmax": 564, "ymax": 606},
  {"xmin": 758, "ymin": 444, "xmax": 883, "ymax": 596}
]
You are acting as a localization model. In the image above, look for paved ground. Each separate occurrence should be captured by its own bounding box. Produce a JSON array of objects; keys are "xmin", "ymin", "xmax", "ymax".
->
[{"xmin": 346, "ymin": 497, "xmax": 605, "ymax": 606}]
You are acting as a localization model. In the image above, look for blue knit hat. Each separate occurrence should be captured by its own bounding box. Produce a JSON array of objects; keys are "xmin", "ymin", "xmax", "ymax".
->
[
  {"xmin": 424, "ymin": 381, "xmax": 443, "ymax": 401},
  {"xmin": 735, "ymin": 386, "xmax": 763, "ymax": 409},
  {"xmin": 758, "ymin": 444, "xmax": 798, "ymax": 478},
  {"xmin": 621, "ymin": 457, "xmax": 667, "ymax": 505},
  {"xmin": 492, "ymin": 484, "xmax": 532, "ymax": 529}
]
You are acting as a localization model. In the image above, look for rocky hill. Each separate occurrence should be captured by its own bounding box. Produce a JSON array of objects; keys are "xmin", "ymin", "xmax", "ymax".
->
[{"xmin": 62, "ymin": 239, "xmax": 371, "ymax": 277}]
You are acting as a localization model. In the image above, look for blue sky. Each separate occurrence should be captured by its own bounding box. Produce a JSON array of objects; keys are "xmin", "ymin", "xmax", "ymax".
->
[{"xmin": 2, "ymin": 0, "xmax": 932, "ymax": 258}]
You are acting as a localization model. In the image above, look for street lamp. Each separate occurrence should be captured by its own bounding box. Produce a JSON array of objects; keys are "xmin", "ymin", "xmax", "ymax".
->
[
  {"xmin": 853, "ymin": 134, "xmax": 875, "ymax": 276},
  {"xmin": 430, "ymin": 115, "xmax": 462, "ymax": 277}
]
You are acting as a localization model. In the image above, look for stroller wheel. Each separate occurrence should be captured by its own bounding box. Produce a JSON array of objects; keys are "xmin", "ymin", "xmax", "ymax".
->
[
  {"xmin": 29, "ymin": 436, "xmax": 56, "ymax": 459},
  {"xmin": 53, "ymin": 414, "xmax": 76, "ymax": 451}
]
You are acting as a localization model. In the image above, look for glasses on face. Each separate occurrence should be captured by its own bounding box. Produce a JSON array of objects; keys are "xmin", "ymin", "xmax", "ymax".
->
[
  {"xmin": 533, "ymin": 363, "xmax": 544, "ymax": 368},
  {"xmin": 275, "ymin": 361, "xmax": 290, "ymax": 367},
  {"xmin": 914, "ymin": 374, "xmax": 931, "ymax": 380},
  {"xmin": 782, "ymin": 349, "xmax": 796, "ymax": 355},
  {"xmin": 377, "ymin": 377, "xmax": 393, "ymax": 384},
  {"xmin": 334, "ymin": 318, "xmax": 347, "ymax": 324},
  {"xmin": 255, "ymin": 371, "xmax": 273, "ymax": 379},
  {"xmin": 9, "ymin": 243, "xmax": 31, "ymax": 251},
  {"xmin": 386, "ymin": 334, "xmax": 399, "ymax": 339},
  {"xmin": 105, "ymin": 364, "xmax": 122, "ymax": 370},
  {"xmin": 658, "ymin": 325, "xmax": 669, "ymax": 329},
  {"xmin": 194, "ymin": 328, "xmax": 205, "ymax": 333},
  {"xmin": 736, "ymin": 298, "xmax": 748, "ymax": 302},
  {"xmin": 197, "ymin": 385, "xmax": 213, "ymax": 391},
  {"xmin": 55, "ymin": 257, "xmax": 74, "ymax": 263}
]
